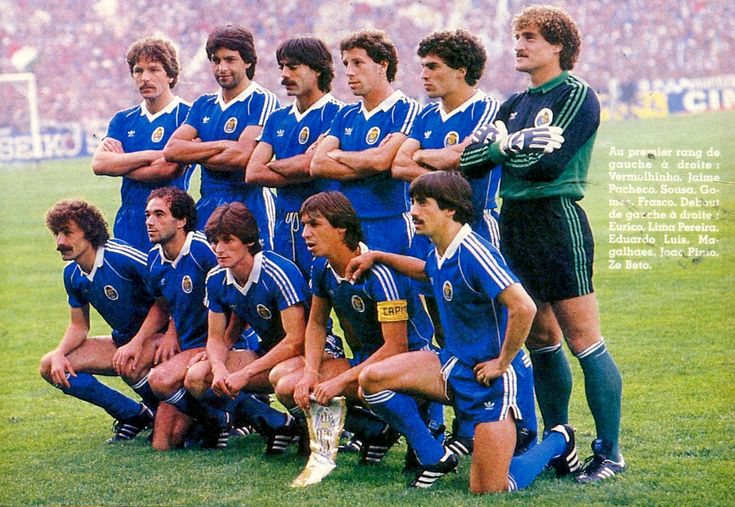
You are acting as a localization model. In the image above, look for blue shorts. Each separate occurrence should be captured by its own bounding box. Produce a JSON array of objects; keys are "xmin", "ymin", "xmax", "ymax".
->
[
  {"xmin": 361, "ymin": 212, "xmax": 414, "ymax": 255},
  {"xmin": 440, "ymin": 349, "xmax": 537, "ymax": 436},
  {"xmin": 273, "ymin": 211, "xmax": 314, "ymax": 279},
  {"xmin": 196, "ymin": 189, "xmax": 274, "ymax": 249},
  {"xmin": 114, "ymin": 204, "xmax": 152, "ymax": 252}
]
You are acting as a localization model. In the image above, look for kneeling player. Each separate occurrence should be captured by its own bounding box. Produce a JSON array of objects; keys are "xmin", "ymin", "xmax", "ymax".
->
[
  {"xmin": 346, "ymin": 172, "xmax": 579, "ymax": 492},
  {"xmin": 273, "ymin": 191, "xmax": 436, "ymax": 465},
  {"xmin": 184, "ymin": 202, "xmax": 341, "ymax": 454},
  {"xmin": 40, "ymin": 200, "xmax": 165, "ymax": 443}
]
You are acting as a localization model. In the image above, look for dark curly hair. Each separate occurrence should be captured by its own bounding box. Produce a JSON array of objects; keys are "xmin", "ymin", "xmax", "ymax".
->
[
  {"xmin": 45, "ymin": 199, "xmax": 110, "ymax": 249},
  {"xmin": 206, "ymin": 25, "xmax": 257, "ymax": 79},
  {"xmin": 340, "ymin": 30, "xmax": 398, "ymax": 82},
  {"xmin": 417, "ymin": 30, "xmax": 486, "ymax": 86},
  {"xmin": 409, "ymin": 172, "xmax": 474, "ymax": 225},
  {"xmin": 126, "ymin": 37, "xmax": 180, "ymax": 88},
  {"xmin": 147, "ymin": 187, "xmax": 197, "ymax": 233},
  {"xmin": 513, "ymin": 5, "xmax": 581, "ymax": 70},
  {"xmin": 277, "ymin": 36, "xmax": 335, "ymax": 93}
]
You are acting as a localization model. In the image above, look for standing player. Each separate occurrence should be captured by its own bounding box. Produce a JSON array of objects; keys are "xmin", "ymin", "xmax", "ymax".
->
[
  {"xmin": 345, "ymin": 172, "xmax": 578, "ymax": 493},
  {"xmin": 183, "ymin": 202, "xmax": 325, "ymax": 454},
  {"xmin": 274, "ymin": 191, "xmax": 435, "ymax": 465},
  {"xmin": 40, "ymin": 200, "xmax": 167, "ymax": 443},
  {"xmin": 92, "ymin": 37, "xmax": 191, "ymax": 251},
  {"xmin": 163, "ymin": 25, "xmax": 278, "ymax": 244},
  {"xmin": 460, "ymin": 5, "xmax": 624, "ymax": 483},
  {"xmin": 393, "ymin": 29, "xmax": 501, "ymax": 246},
  {"xmin": 142, "ymin": 187, "xmax": 226, "ymax": 450},
  {"xmin": 310, "ymin": 30, "xmax": 419, "ymax": 255},
  {"xmin": 247, "ymin": 36, "xmax": 343, "ymax": 277}
]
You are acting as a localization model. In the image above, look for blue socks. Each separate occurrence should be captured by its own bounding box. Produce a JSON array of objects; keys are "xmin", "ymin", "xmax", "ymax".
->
[
  {"xmin": 364, "ymin": 390, "xmax": 445, "ymax": 465},
  {"xmin": 508, "ymin": 430, "xmax": 567, "ymax": 490},
  {"xmin": 59, "ymin": 372, "xmax": 141, "ymax": 420}
]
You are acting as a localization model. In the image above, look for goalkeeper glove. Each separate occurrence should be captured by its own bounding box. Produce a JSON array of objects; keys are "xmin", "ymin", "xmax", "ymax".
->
[
  {"xmin": 469, "ymin": 120, "xmax": 509, "ymax": 145},
  {"xmin": 499, "ymin": 125, "xmax": 564, "ymax": 155}
]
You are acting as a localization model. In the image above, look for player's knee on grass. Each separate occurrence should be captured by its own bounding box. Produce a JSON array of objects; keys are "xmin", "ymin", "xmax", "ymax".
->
[
  {"xmin": 183, "ymin": 361, "xmax": 211, "ymax": 398},
  {"xmin": 469, "ymin": 420, "xmax": 516, "ymax": 494},
  {"xmin": 39, "ymin": 352, "xmax": 53, "ymax": 382},
  {"xmin": 151, "ymin": 402, "xmax": 192, "ymax": 451}
]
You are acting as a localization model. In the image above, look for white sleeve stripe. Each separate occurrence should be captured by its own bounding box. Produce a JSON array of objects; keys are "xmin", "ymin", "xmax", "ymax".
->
[
  {"xmin": 264, "ymin": 260, "xmax": 300, "ymax": 305},
  {"xmin": 205, "ymin": 266, "xmax": 225, "ymax": 283},
  {"xmin": 371, "ymin": 264, "xmax": 400, "ymax": 300},
  {"xmin": 106, "ymin": 243, "xmax": 148, "ymax": 264},
  {"xmin": 399, "ymin": 100, "xmax": 419, "ymax": 135},
  {"xmin": 464, "ymin": 236, "xmax": 515, "ymax": 288}
]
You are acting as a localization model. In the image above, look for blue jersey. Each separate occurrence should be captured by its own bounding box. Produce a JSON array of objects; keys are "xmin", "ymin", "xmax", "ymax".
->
[
  {"xmin": 206, "ymin": 250, "xmax": 309, "ymax": 353},
  {"xmin": 326, "ymin": 91, "xmax": 419, "ymax": 219},
  {"xmin": 64, "ymin": 239, "xmax": 154, "ymax": 346},
  {"xmin": 259, "ymin": 94, "xmax": 343, "ymax": 216},
  {"xmin": 310, "ymin": 245, "xmax": 434, "ymax": 359},
  {"xmin": 185, "ymin": 82, "xmax": 279, "ymax": 199},
  {"xmin": 424, "ymin": 224, "xmax": 518, "ymax": 366},
  {"xmin": 147, "ymin": 232, "xmax": 216, "ymax": 350},
  {"xmin": 105, "ymin": 97, "xmax": 192, "ymax": 250},
  {"xmin": 410, "ymin": 91, "xmax": 501, "ymax": 219}
]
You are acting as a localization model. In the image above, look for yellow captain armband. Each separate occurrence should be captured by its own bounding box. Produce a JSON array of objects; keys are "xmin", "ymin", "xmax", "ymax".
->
[{"xmin": 377, "ymin": 300, "xmax": 408, "ymax": 323}]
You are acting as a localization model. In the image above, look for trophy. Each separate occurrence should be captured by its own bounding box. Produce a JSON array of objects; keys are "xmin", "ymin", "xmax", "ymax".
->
[{"xmin": 291, "ymin": 396, "xmax": 347, "ymax": 488}]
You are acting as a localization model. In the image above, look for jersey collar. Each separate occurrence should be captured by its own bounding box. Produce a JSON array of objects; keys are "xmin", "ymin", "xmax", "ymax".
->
[
  {"xmin": 328, "ymin": 242, "xmax": 368, "ymax": 284},
  {"xmin": 529, "ymin": 71, "xmax": 569, "ymax": 94},
  {"xmin": 216, "ymin": 81, "xmax": 259, "ymax": 111},
  {"xmin": 79, "ymin": 244, "xmax": 106, "ymax": 281},
  {"xmin": 225, "ymin": 251, "xmax": 263, "ymax": 295},
  {"xmin": 438, "ymin": 90, "xmax": 487, "ymax": 121},
  {"xmin": 289, "ymin": 93, "xmax": 334, "ymax": 122},
  {"xmin": 156, "ymin": 231, "xmax": 194, "ymax": 267},
  {"xmin": 359, "ymin": 90, "xmax": 404, "ymax": 120},
  {"xmin": 139, "ymin": 96, "xmax": 183, "ymax": 121},
  {"xmin": 436, "ymin": 223, "xmax": 472, "ymax": 268}
]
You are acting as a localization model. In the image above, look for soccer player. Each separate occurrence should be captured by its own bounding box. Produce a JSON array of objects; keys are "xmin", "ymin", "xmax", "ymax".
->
[
  {"xmin": 277, "ymin": 191, "xmax": 435, "ymax": 464},
  {"xmin": 246, "ymin": 36, "xmax": 343, "ymax": 278},
  {"xmin": 310, "ymin": 30, "xmax": 419, "ymax": 255},
  {"xmin": 393, "ymin": 29, "xmax": 501, "ymax": 246},
  {"xmin": 143, "ymin": 187, "xmax": 225, "ymax": 450},
  {"xmin": 92, "ymin": 37, "xmax": 191, "ymax": 251},
  {"xmin": 345, "ymin": 171, "xmax": 579, "ymax": 493},
  {"xmin": 183, "ymin": 202, "xmax": 339, "ymax": 454},
  {"xmin": 40, "ymin": 199, "xmax": 166, "ymax": 443},
  {"xmin": 163, "ymin": 25, "xmax": 278, "ymax": 244},
  {"xmin": 459, "ymin": 5, "xmax": 625, "ymax": 483}
]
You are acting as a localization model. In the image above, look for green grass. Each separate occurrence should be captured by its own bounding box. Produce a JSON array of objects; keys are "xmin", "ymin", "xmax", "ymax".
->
[{"xmin": 1, "ymin": 111, "xmax": 733, "ymax": 505}]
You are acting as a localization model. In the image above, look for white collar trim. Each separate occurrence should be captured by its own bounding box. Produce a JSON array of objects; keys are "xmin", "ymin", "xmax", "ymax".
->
[
  {"xmin": 436, "ymin": 224, "xmax": 472, "ymax": 268},
  {"xmin": 216, "ymin": 81, "xmax": 258, "ymax": 110},
  {"xmin": 156, "ymin": 231, "xmax": 194, "ymax": 268},
  {"xmin": 360, "ymin": 90, "xmax": 403, "ymax": 119},
  {"xmin": 328, "ymin": 242, "xmax": 368, "ymax": 283},
  {"xmin": 225, "ymin": 251, "xmax": 263, "ymax": 295},
  {"xmin": 439, "ymin": 90, "xmax": 486, "ymax": 121},
  {"xmin": 139, "ymin": 96, "xmax": 182, "ymax": 121},
  {"xmin": 289, "ymin": 93, "xmax": 334, "ymax": 122}
]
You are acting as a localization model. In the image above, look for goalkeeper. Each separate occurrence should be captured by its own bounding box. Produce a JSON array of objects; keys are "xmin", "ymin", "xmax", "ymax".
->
[{"xmin": 459, "ymin": 4, "xmax": 624, "ymax": 484}]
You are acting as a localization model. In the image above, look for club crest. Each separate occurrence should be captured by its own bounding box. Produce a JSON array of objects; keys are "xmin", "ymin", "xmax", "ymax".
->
[
  {"xmin": 351, "ymin": 295, "xmax": 366, "ymax": 312},
  {"xmin": 224, "ymin": 117, "xmax": 238, "ymax": 134},
  {"xmin": 151, "ymin": 126, "xmax": 165, "ymax": 143},
  {"xmin": 181, "ymin": 275, "xmax": 193, "ymax": 294},
  {"xmin": 365, "ymin": 126, "xmax": 381, "ymax": 145},
  {"xmin": 104, "ymin": 285, "xmax": 119, "ymax": 301},
  {"xmin": 298, "ymin": 126, "xmax": 310, "ymax": 144},
  {"xmin": 442, "ymin": 280, "xmax": 453, "ymax": 301},
  {"xmin": 444, "ymin": 131, "xmax": 460, "ymax": 146},
  {"xmin": 534, "ymin": 108, "xmax": 553, "ymax": 127},
  {"xmin": 257, "ymin": 304, "xmax": 273, "ymax": 320}
]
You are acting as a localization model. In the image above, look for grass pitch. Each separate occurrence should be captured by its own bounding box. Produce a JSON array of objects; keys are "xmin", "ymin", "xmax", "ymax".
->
[{"xmin": 0, "ymin": 111, "xmax": 733, "ymax": 506}]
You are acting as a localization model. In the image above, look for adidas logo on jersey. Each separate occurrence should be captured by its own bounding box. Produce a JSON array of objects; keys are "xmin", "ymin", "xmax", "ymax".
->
[
  {"xmin": 127, "ymin": 130, "xmax": 135, "ymax": 137},
  {"xmin": 276, "ymin": 129, "xmax": 285, "ymax": 137}
]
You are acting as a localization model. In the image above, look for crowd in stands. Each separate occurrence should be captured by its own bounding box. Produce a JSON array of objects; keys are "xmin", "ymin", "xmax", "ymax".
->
[{"xmin": 1, "ymin": 0, "xmax": 733, "ymax": 130}]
